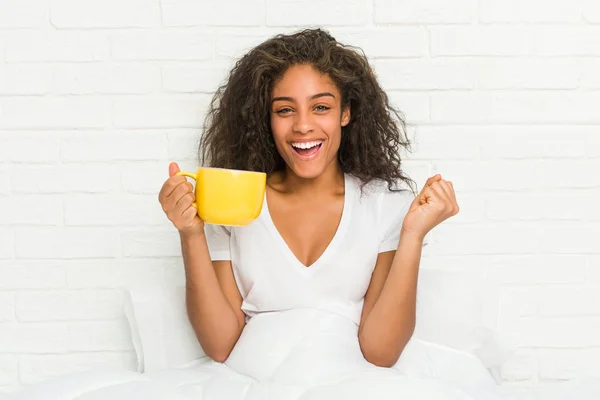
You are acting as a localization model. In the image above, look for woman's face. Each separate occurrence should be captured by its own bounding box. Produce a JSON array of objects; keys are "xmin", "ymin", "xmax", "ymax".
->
[{"xmin": 270, "ymin": 64, "xmax": 350, "ymax": 180}]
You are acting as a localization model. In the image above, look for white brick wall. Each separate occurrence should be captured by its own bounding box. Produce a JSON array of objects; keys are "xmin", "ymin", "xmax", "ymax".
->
[
  {"xmin": 0, "ymin": 0, "xmax": 598, "ymax": 393},
  {"xmin": 51, "ymin": 0, "xmax": 161, "ymax": 28},
  {"xmin": 162, "ymin": 0, "xmax": 265, "ymax": 27}
]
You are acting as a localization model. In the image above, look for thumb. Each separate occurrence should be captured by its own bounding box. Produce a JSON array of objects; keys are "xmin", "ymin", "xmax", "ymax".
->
[{"xmin": 168, "ymin": 162, "xmax": 180, "ymax": 177}]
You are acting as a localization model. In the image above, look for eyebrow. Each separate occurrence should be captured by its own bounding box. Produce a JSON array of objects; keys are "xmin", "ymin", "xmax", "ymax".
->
[{"xmin": 271, "ymin": 92, "xmax": 336, "ymax": 104}]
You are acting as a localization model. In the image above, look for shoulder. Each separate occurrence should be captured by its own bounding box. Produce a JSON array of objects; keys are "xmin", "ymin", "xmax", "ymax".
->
[
  {"xmin": 350, "ymin": 175, "xmax": 414, "ymax": 209},
  {"xmin": 204, "ymin": 223, "xmax": 232, "ymax": 261},
  {"xmin": 346, "ymin": 175, "xmax": 415, "ymax": 233}
]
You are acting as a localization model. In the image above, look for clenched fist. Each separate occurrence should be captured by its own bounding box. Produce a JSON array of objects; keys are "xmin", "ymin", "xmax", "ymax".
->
[
  {"xmin": 401, "ymin": 174, "xmax": 459, "ymax": 240},
  {"xmin": 158, "ymin": 162, "xmax": 204, "ymax": 236}
]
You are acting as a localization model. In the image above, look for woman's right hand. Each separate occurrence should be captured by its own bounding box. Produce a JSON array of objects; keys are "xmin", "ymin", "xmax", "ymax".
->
[{"xmin": 159, "ymin": 162, "xmax": 205, "ymax": 236}]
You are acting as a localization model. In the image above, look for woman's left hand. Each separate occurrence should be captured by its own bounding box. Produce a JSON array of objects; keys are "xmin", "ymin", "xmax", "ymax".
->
[{"xmin": 401, "ymin": 174, "xmax": 459, "ymax": 240}]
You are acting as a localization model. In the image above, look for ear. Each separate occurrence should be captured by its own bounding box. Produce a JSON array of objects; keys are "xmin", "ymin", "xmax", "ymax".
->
[{"xmin": 341, "ymin": 105, "xmax": 351, "ymax": 127}]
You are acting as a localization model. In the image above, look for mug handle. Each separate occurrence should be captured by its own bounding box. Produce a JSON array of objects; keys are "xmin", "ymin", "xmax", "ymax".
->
[{"xmin": 175, "ymin": 171, "xmax": 198, "ymax": 209}]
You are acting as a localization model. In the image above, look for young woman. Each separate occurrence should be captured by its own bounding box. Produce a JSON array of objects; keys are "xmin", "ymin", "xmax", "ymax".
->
[{"xmin": 158, "ymin": 28, "xmax": 460, "ymax": 397}]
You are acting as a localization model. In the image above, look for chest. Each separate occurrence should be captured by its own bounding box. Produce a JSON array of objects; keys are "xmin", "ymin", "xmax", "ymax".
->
[
  {"xmin": 229, "ymin": 198, "xmax": 381, "ymax": 305},
  {"xmin": 266, "ymin": 190, "xmax": 344, "ymax": 268}
]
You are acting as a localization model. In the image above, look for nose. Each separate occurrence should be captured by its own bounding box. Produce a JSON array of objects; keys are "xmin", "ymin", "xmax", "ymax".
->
[{"xmin": 292, "ymin": 109, "xmax": 314, "ymax": 135}]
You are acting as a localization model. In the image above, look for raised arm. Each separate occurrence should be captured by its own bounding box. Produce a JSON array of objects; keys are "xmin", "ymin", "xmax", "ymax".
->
[
  {"xmin": 358, "ymin": 174, "xmax": 459, "ymax": 367},
  {"xmin": 159, "ymin": 162, "xmax": 245, "ymax": 362}
]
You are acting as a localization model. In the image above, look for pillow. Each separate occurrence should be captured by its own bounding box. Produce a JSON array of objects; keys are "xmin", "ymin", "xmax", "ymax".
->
[
  {"xmin": 123, "ymin": 290, "xmax": 145, "ymax": 373},
  {"xmin": 124, "ymin": 284, "xmax": 207, "ymax": 373},
  {"xmin": 393, "ymin": 337, "xmax": 498, "ymax": 392},
  {"xmin": 413, "ymin": 268, "xmax": 513, "ymax": 370},
  {"xmin": 124, "ymin": 269, "xmax": 511, "ymax": 373}
]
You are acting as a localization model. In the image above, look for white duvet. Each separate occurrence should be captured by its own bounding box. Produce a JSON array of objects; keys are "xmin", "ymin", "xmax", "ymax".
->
[
  {"xmin": 7, "ymin": 349, "xmax": 600, "ymax": 400},
  {"xmin": 7, "ymin": 308, "xmax": 600, "ymax": 400}
]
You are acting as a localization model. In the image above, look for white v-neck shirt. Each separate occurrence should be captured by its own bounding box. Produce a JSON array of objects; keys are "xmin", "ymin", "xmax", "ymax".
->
[{"xmin": 204, "ymin": 173, "xmax": 426, "ymax": 326}]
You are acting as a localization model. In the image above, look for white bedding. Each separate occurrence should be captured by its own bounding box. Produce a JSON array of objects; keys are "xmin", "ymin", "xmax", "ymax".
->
[
  {"xmin": 7, "ymin": 273, "xmax": 600, "ymax": 400},
  {"xmin": 7, "ymin": 307, "xmax": 600, "ymax": 400},
  {"xmin": 7, "ymin": 355, "xmax": 600, "ymax": 400}
]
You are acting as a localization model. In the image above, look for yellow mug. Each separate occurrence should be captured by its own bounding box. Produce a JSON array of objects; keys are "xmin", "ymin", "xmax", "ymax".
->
[{"xmin": 176, "ymin": 167, "xmax": 266, "ymax": 226}]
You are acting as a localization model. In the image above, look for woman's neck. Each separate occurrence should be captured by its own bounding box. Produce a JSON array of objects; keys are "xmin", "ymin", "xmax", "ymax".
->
[{"xmin": 273, "ymin": 162, "xmax": 344, "ymax": 197}]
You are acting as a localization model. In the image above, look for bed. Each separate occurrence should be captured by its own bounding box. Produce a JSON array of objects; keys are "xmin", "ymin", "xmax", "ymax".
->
[{"xmin": 7, "ymin": 269, "xmax": 600, "ymax": 400}]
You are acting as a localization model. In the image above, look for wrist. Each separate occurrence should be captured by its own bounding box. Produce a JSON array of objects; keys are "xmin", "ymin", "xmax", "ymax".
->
[
  {"xmin": 400, "ymin": 227, "xmax": 427, "ymax": 244},
  {"xmin": 179, "ymin": 228, "xmax": 206, "ymax": 242}
]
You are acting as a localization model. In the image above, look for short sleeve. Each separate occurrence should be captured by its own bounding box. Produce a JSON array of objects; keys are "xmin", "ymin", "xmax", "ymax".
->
[
  {"xmin": 204, "ymin": 223, "xmax": 231, "ymax": 261},
  {"xmin": 378, "ymin": 189, "xmax": 429, "ymax": 253}
]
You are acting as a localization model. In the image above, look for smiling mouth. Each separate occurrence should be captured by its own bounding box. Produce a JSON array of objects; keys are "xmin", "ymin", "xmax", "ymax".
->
[{"xmin": 290, "ymin": 140, "xmax": 323, "ymax": 158}]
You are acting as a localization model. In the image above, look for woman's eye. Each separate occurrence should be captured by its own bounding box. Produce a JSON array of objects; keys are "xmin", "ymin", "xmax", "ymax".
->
[
  {"xmin": 314, "ymin": 105, "xmax": 330, "ymax": 112},
  {"xmin": 276, "ymin": 108, "xmax": 293, "ymax": 114}
]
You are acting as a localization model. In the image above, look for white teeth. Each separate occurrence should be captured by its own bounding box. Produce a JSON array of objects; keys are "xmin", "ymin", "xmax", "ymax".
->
[{"xmin": 291, "ymin": 140, "xmax": 322, "ymax": 149}]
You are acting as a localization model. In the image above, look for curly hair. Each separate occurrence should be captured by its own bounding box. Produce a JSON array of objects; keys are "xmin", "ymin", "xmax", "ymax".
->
[{"xmin": 199, "ymin": 28, "xmax": 415, "ymax": 193}]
